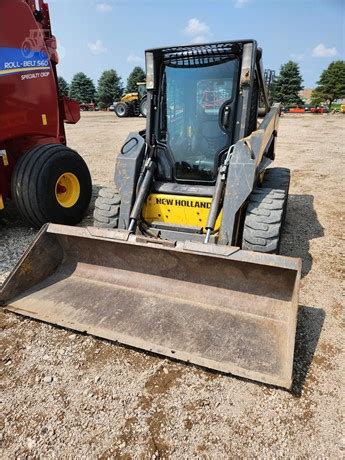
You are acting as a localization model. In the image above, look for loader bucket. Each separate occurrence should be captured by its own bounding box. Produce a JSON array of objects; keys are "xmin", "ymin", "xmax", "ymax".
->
[{"xmin": 0, "ymin": 224, "xmax": 301, "ymax": 388}]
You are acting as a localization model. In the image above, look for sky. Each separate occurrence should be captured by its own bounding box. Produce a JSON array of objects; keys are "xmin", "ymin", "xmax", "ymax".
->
[{"xmin": 48, "ymin": 0, "xmax": 345, "ymax": 89}]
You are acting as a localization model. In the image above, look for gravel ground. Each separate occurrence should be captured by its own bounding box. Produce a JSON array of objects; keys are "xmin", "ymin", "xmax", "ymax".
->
[{"xmin": 1, "ymin": 112, "xmax": 344, "ymax": 458}]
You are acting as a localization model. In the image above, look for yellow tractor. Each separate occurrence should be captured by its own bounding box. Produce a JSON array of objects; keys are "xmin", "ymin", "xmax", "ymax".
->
[{"xmin": 114, "ymin": 82, "xmax": 147, "ymax": 118}]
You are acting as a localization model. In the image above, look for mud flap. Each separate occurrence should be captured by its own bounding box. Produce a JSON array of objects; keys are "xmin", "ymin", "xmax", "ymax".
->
[{"xmin": 0, "ymin": 224, "xmax": 301, "ymax": 389}]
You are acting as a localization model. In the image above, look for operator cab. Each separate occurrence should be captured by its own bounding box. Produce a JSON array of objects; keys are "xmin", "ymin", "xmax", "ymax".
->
[{"xmin": 146, "ymin": 43, "xmax": 242, "ymax": 184}]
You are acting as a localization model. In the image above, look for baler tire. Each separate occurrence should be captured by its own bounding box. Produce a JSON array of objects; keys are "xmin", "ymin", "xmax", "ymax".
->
[
  {"xmin": 93, "ymin": 188, "xmax": 121, "ymax": 228},
  {"xmin": 11, "ymin": 144, "xmax": 92, "ymax": 228},
  {"xmin": 242, "ymin": 168, "xmax": 290, "ymax": 254},
  {"xmin": 114, "ymin": 102, "xmax": 129, "ymax": 118}
]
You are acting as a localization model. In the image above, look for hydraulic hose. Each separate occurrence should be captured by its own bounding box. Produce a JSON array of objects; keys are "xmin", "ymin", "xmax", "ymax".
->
[
  {"xmin": 128, "ymin": 159, "xmax": 155, "ymax": 233},
  {"xmin": 204, "ymin": 144, "xmax": 235, "ymax": 243}
]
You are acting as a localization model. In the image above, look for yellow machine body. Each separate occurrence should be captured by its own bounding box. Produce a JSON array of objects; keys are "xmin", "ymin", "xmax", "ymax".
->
[
  {"xmin": 142, "ymin": 193, "xmax": 222, "ymax": 231},
  {"xmin": 121, "ymin": 92, "xmax": 139, "ymax": 102},
  {"xmin": 120, "ymin": 83, "xmax": 146, "ymax": 103}
]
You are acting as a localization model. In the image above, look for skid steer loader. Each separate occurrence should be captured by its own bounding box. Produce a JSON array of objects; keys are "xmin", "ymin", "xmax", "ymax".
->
[{"xmin": 0, "ymin": 40, "xmax": 301, "ymax": 389}]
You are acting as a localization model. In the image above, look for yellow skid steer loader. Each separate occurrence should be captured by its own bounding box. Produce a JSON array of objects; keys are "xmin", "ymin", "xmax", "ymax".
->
[{"xmin": 1, "ymin": 40, "xmax": 301, "ymax": 389}]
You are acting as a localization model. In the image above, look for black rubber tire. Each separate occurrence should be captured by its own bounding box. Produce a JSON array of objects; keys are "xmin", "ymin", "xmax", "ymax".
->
[
  {"xmin": 139, "ymin": 96, "xmax": 148, "ymax": 118},
  {"xmin": 11, "ymin": 144, "xmax": 92, "ymax": 228},
  {"xmin": 93, "ymin": 187, "xmax": 121, "ymax": 228},
  {"xmin": 242, "ymin": 168, "xmax": 290, "ymax": 254},
  {"xmin": 114, "ymin": 102, "xmax": 129, "ymax": 118}
]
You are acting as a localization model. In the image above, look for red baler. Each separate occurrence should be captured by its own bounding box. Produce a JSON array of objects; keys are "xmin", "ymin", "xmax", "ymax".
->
[{"xmin": 0, "ymin": 0, "xmax": 91, "ymax": 227}]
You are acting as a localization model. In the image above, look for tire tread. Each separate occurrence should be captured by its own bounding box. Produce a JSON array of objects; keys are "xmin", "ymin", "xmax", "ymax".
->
[
  {"xmin": 11, "ymin": 144, "xmax": 91, "ymax": 227},
  {"xmin": 93, "ymin": 187, "xmax": 121, "ymax": 228},
  {"xmin": 242, "ymin": 167, "xmax": 290, "ymax": 254}
]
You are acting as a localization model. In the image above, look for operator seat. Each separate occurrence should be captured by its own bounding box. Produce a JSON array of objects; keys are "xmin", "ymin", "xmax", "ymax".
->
[{"xmin": 193, "ymin": 114, "xmax": 227, "ymax": 166}]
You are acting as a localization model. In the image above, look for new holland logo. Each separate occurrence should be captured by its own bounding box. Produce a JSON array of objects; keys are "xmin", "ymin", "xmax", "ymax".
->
[{"xmin": 156, "ymin": 198, "xmax": 211, "ymax": 209}]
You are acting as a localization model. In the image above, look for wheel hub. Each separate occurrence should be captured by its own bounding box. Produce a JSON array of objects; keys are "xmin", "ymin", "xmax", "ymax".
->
[{"xmin": 55, "ymin": 173, "xmax": 80, "ymax": 208}]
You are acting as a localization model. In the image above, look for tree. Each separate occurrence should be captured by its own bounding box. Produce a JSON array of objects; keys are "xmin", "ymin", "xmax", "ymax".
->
[
  {"xmin": 58, "ymin": 76, "xmax": 69, "ymax": 97},
  {"xmin": 311, "ymin": 61, "xmax": 345, "ymax": 110},
  {"xmin": 97, "ymin": 69, "xmax": 123, "ymax": 109},
  {"xmin": 126, "ymin": 66, "xmax": 146, "ymax": 93},
  {"xmin": 273, "ymin": 61, "xmax": 304, "ymax": 106},
  {"xmin": 69, "ymin": 72, "xmax": 96, "ymax": 103},
  {"xmin": 310, "ymin": 92, "xmax": 324, "ymax": 107}
]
